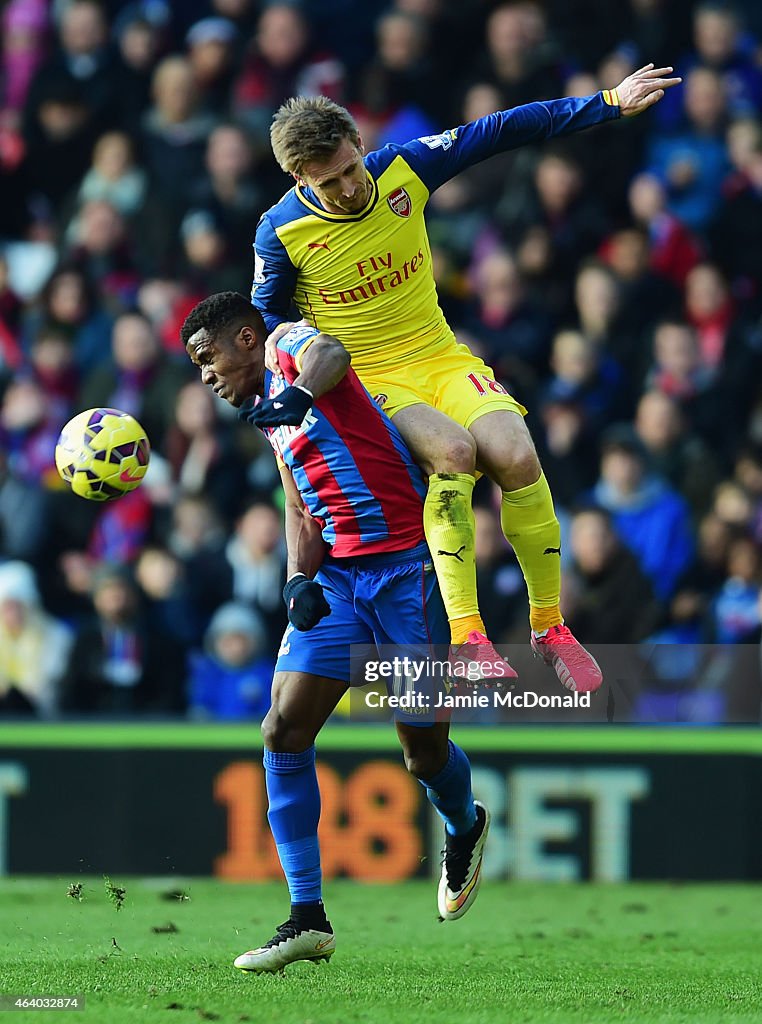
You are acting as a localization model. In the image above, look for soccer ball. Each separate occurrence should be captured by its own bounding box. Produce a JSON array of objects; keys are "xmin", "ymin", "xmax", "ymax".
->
[{"xmin": 55, "ymin": 408, "xmax": 150, "ymax": 502}]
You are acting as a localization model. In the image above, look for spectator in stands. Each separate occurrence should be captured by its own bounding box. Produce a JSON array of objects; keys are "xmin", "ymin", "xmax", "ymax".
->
[
  {"xmin": 185, "ymin": 17, "xmax": 239, "ymax": 116},
  {"xmin": 710, "ymin": 126, "xmax": 762, "ymax": 299},
  {"xmin": 645, "ymin": 319, "xmax": 730, "ymax": 449},
  {"xmin": 0, "ymin": 560, "xmax": 72, "ymax": 716},
  {"xmin": 79, "ymin": 311, "xmax": 189, "ymax": 451},
  {"xmin": 167, "ymin": 492, "xmax": 226, "ymax": 559},
  {"xmin": 648, "ymin": 317, "xmax": 708, "ymax": 392},
  {"xmin": 45, "ymin": 546, "xmax": 97, "ymax": 624},
  {"xmin": 60, "ymin": 565, "xmax": 186, "ymax": 714},
  {"xmin": 710, "ymin": 532, "xmax": 761, "ymax": 643},
  {"xmin": 574, "ymin": 261, "xmax": 621, "ymax": 345},
  {"xmin": 572, "ymin": 260, "xmax": 642, "ymax": 381},
  {"xmin": 232, "ymin": 3, "xmax": 345, "ymax": 141},
  {"xmin": 67, "ymin": 132, "xmax": 148, "ymax": 225},
  {"xmin": 224, "ymin": 501, "xmax": 287, "ymax": 652},
  {"xmin": 391, "ymin": 0, "xmax": 483, "ymax": 65},
  {"xmin": 659, "ymin": 1, "xmax": 762, "ymax": 128},
  {"xmin": 464, "ymin": 248, "xmax": 552, "ymax": 392},
  {"xmin": 501, "ymin": 151, "xmax": 608, "ymax": 320},
  {"xmin": 164, "ymin": 381, "xmax": 248, "ymax": 523},
  {"xmin": 187, "ymin": 123, "xmax": 264, "ymax": 267},
  {"xmin": 685, "ymin": 262, "xmax": 736, "ymax": 371},
  {"xmin": 166, "ymin": 493, "xmax": 231, "ymax": 628},
  {"xmin": 475, "ymin": 1, "xmax": 563, "ymax": 109},
  {"xmin": 177, "ymin": 208, "xmax": 248, "ymax": 295},
  {"xmin": 0, "ymin": 447, "xmax": 47, "ymax": 564},
  {"xmin": 645, "ymin": 66, "xmax": 730, "ymax": 230},
  {"xmin": 64, "ymin": 130, "xmax": 171, "ymax": 278},
  {"xmin": 140, "ymin": 56, "xmax": 217, "ymax": 210},
  {"xmin": 136, "ymin": 277, "xmax": 205, "ymax": 356},
  {"xmin": 351, "ymin": 9, "xmax": 439, "ymax": 144},
  {"xmin": 24, "ymin": 0, "xmax": 117, "ymax": 133},
  {"xmin": 64, "ymin": 199, "xmax": 141, "ymax": 310},
  {"xmin": 685, "ymin": 261, "xmax": 760, "ymax": 420},
  {"xmin": 0, "ymin": 377, "xmax": 61, "ymax": 488},
  {"xmin": 628, "ymin": 172, "xmax": 703, "ymax": 288},
  {"xmin": 112, "ymin": 5, "xmax": 169, "ymax": 134},
  {"xmin": 590, "ymin": 424, "xmax": 694, "ymax": 600},
  {"xmin": 425, "ymin": 82, "xmax": 518, "ymax": 261},
  {"xmin": 598, "ymin": 226, "xmax": 679, "ymax": 340},
  {"xmin": 537, "ymin": 398, "xmax": 600, "ymax": 511},
  {"xmin": 572, "ymin": 45, "xmax": 648, "ymax": 216},
  {"xmin": 659, "ymin": 510, "xmax": 730, "ymax": 643},
  {"xmin": 1, "ymin": 0, "xmax": 48, "ymax": 119},
  {"xmin": 563, "ymin": 506, "xmax": 662, "ymax": 644},
  {"xmin": 725, "ymin": 116, "xmax": 762, "ymax": 186},
  {"xmin": 540, "ymin": 329, "xmax": 625, "ymax": 435},
  {"xmin": 634, "ymin": 388, "xmax": 719, "ymax": 517},
  {"xmin": 27, "ymin": 325, "xmax": 79, "ymax": 422},
  {"xmin": 25, "ymin": 267, "xmax": 112, "ymax": 372},
  {"xmin": 21, "ymin": 75, "xmax": 102, "ymax": 211},
  {"xmin": 720, "ymin": 116, "xmax": 762, "ymax": 202},
  {"xmin": 134, "ymin": 544, "xmax": 199, "ymax": 649},
  {"xmin": 188, "ymin": 601, "xmax": 273, "ymax": 720}
]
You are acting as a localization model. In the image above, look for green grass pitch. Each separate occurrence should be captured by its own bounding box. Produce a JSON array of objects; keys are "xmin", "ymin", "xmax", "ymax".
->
[{"xmin": 2, "ymin": 879, "xmax": 761, "ymax": 1023}]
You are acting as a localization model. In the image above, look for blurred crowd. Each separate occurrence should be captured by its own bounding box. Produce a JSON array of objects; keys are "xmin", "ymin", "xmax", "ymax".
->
[{"xmin": 0, "ymin": 0, "xmax": 761, "ymax": 722}]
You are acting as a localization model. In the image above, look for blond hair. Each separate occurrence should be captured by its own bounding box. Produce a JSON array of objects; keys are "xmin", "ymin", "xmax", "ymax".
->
[{"xmin": 270, "ymin": 96, "xmax": 360, "ymax": 175}]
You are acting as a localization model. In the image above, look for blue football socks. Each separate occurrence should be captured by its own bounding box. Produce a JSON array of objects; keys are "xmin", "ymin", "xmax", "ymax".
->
[
  {"xmin": 418, "ymin": 739, "xmax": 477, "ymax": 836},
  {"xmin": 264, "ymin": 747, "xmax": 323, "ymax": 904}
]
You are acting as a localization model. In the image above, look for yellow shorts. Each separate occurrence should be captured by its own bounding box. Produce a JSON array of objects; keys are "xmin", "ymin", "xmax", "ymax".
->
[{"xmin": 357, "ymin": 343, "xmax": 527, "ymax": 429}]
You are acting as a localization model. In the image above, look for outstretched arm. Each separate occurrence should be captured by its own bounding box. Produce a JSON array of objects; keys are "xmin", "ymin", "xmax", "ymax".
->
[{"xmin": 398, "ymin": 64, "xmax": 681, "ymax": 192}]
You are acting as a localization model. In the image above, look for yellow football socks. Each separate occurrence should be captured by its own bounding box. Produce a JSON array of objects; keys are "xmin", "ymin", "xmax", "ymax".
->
[
  {"xmin": 450, "ymin": 613, "xmax": 485, "ymax": 645},
  {"xmin": 500, "ymin": 472, "xmax": 563, "ymax": 633},
  {"xmin": 423, "ymin": 473, "xmax": 486, "ymax": 643}
]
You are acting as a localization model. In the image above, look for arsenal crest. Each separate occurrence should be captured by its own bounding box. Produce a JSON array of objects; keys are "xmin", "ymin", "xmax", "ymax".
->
[{"xmin": 387, "ymin": 188, "xmax": 411, "ymax": 218}]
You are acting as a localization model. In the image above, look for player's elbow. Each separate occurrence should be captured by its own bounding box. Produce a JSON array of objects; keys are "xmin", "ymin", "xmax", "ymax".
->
[
  {"xmin": 319, "ymin": 334, "xmax": 351, "ymax": 368},
  {"xmin": 284, "ymin": 499, "xmax": 310, "ymax": 525},
  {"xmin": 288, "ymin": 504, "xmax": 322, "ymax": 541}
]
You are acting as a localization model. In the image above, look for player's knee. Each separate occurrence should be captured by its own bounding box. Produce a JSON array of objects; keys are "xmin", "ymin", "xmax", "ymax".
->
[
  {"xmin": 261, "ymin": 709, "xmax": 314, "ymax": 753},
  {"xmin": 513, "ymin": 446, "xmax": 542, "ymax": 484},
  {"xmin": 402, "ymin": 742, "xmax": 448, "ymax": 781},
  {"xmin": 492, "ymin": 442, "xmax": 541, "ymax": 491},
  {"xmin": 430, "ymin": 433, "xmax": 477, "ymax": 476}
]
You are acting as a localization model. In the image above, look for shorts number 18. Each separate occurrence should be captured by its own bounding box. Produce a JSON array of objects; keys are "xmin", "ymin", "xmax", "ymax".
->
[{"xmin": 466, "ymin": 372, "xmax": 507, "ymax": 396}]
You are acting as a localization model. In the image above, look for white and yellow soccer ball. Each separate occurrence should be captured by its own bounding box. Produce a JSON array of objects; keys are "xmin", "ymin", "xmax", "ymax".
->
[{"xmin": 55, "ymin": 408, "xmax": 150, "ymax": 502}]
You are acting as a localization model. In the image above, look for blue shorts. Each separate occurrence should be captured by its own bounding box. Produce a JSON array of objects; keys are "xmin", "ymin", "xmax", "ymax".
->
[{"xmin": 275, "ymin": 542, "xmax": 448, "ymax": 683}]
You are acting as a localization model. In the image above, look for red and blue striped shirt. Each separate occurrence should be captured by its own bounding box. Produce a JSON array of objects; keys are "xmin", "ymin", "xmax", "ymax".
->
[{"xmin": 242, "ymin": 325, "xmax": 426, "ymax": 558}]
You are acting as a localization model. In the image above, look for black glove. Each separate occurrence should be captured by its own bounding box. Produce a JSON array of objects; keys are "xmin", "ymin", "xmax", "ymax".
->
[
  {"xmin": 248, "ymin": 386, "xmax": 313, "ymax": 427},
  {"xmin": 283, "ymin": 573, "xmax": 331, "ymax": 631}
]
